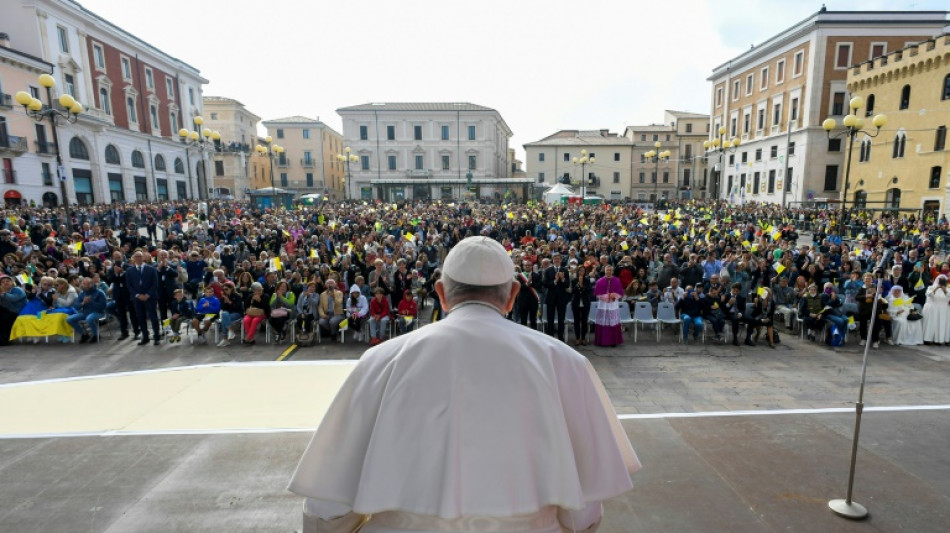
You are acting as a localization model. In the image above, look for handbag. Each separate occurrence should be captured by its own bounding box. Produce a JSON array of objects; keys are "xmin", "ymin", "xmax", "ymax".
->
[
  {"xmin": 271, "ymin": 307, "xmax": 289, "ymax": 318},
  {"xmin": 877, "ymin": 312, "xmax": 891, "ymax": 320},
  {"xmin": 907, "ymin": 311, "xmax": 922, "ymax": 321}
]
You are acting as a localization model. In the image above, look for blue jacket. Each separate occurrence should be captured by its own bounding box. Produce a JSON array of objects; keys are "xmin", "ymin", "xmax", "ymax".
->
[
  {"xmin": 125, "ymin": 264, "xmax": 160, "ymax": 302},
  {"xmin": 195, "ymin": 295, "xmax": 221, "ymax": 316},
  {"xmin": 77, "ymin": 288, "xmax": 107, "ymax": 315},
  {"xmin": 1, "ymin": 286, "xmax": 28, "ymax": 314}
]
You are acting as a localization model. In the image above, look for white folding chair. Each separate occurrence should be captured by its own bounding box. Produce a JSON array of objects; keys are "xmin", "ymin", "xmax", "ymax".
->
[
  {"xmin": 657, "ymin": 302, "xmax": 684, "ymax": 342},
  {"xmin": 631, "ymin": 302, "xmax": 658, "ymax": 342},
  {"xmin": 564, "ymin": 306, "xmax": 575, "ymax": 341}
]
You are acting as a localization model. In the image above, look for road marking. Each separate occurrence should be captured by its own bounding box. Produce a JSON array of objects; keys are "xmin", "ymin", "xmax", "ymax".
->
[
  {"xmin": 277, "ymin": 344, "xmax": 298, "ymax": 361},
  {"xmin": 616, "ymin": 404, "xmax": 950, "ymax": 420}
]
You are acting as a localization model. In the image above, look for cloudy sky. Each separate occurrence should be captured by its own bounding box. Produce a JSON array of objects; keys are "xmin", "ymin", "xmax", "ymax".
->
[{"xmin": 79, "ymin": 0, "xmax": 947, "ymax": 157}]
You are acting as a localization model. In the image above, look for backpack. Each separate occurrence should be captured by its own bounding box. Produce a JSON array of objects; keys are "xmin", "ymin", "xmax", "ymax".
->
[{"xmin": 829, "ymin": 325, "xmax": 844, "ymax": 347}]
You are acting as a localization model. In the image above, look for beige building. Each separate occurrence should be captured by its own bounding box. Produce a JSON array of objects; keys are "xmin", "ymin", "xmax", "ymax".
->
[
  {"xmin": 707, "ymin": 8, "xmax": 947, "ymax": 206},
  {"xmin": 202, "ymin": 96, "xmax": 260, "ymax": 199},
  {"xmin": 843, "ymin": 33, "xmax": 950, "ymax": 219},
  {"xmin": 624, "ymin": 110, "xmax": 711, "ymax": 202},
  {"xmin": 261, "ymin": 116, "xmax": 345, "ymax": 200},
  {"xmin": 524, "ymin": 129, "xmax": 634, "ymax": 201},
  {"xmin": 248, "ymin": 135, "xmax": 271, "ymax": 191}
]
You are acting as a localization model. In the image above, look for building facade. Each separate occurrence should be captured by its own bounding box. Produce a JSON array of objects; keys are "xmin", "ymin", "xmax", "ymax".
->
[
  {"xmin": 2, "ymin": 0, "xmax": 207, "ymax": 206},
  {"xmin": 202, "ymin": 96, "xmax": 260, "ymax": 200},
  {"xmin": 337, "ymin": 102, "xmax": 528, "ymax": 202},
  {"xmin": 844, "ymin": 33, "xmax": 950, "ymax": 219},
  {"xmin": 624, "ymin": 111, "xmax": 711, "ymax": 202},
  {"xmin": 261, "ymin": 116, "xmax": 345, "ymax": 200},
  {"xmin": 524, "ymin": 129, "xmax": 634, "ymax": 201},
  {"xmin": 707, "ymin": 8, "xmax": 947, "ymax": 206}
]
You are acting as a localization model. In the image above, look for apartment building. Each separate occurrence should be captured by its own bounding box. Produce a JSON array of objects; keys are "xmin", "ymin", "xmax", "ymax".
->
[
  {"xmin": 337, "ymin": 102, "xmax": 528, "ymax": 202},
  {"xmin": 523, "ymin": 129, "xmax": 633, "ymax": 202},
  {"xmin": 844, "ymin": 33, "xmax": 950, "ymax": 219},
  {"xmin": 624, "ymin": 110, "xmax": 711, "ymax": 202},
  {"xmin": 707, "ymin": 8, "xmax": 947, "ymax": 205},
  {"xmin": 202, "ymin": 96, "xmax": 260, "ymax": 200},
  {"xmin": 2, "ymin": 0, "xmax": 207, "ymax": 205},
  {"xmin": 260, "ymin": 116, "xmax": 345, "ymax": 200}
]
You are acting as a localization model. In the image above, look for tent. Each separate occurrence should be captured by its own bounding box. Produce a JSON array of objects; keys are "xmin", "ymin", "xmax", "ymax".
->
[{"xmin": 542, "ymin": 183, "xmax": 575, "ymax": 205}]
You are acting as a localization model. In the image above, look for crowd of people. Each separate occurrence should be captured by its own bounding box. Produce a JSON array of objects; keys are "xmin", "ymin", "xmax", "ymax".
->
[{"xmin": 3, "ymin": 198, "xmax": 950, "ymax": 353}]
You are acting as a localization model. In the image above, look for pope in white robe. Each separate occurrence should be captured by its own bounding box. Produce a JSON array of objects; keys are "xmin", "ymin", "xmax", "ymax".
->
[{"xmin": 289, "ymin": 236, "xmax": 640, "ymax": 533}]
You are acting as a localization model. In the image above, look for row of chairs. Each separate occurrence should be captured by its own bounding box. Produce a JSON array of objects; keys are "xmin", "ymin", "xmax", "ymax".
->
[{"xmin": 541, "ymin": 301, "xmax": 684, "ymax": 343}]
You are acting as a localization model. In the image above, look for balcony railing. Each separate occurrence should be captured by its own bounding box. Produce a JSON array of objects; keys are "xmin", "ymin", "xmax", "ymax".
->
[
  {"xmin": 35, "ymin": 140, "xmax": 57, "ymax": 155},
  {"xmin": 2, "ymin": 169, "xmax": 16, "ymax": 184},
  {"xmin": 0, "ymin": 136, "xmax": 28, "ymax": 154},
  {"xmin": 275, "ymin": 159, "xmax": 290, "ymax": 168},
  {"xmin": 0, "ymin": 93, "xmax": 13, "ymax": 108},
  {"xmin": 300, "ymin": 158, "xmax": 315, "ymax": 168}
]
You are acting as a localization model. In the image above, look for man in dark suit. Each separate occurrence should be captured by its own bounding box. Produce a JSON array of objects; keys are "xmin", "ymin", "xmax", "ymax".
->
[
  {"xmin": 543, "ymin": 253, "xmax": 570, "ymax": 342},
  {"xmin": 126, "ymin": 250, "xmax": 161, "ymax": 345},
  {"xmin": 105, "ymin": 250, "xmax": 139, "ymax": 340}
]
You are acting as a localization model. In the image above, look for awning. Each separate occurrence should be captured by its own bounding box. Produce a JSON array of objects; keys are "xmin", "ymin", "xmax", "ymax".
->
[{"xmin": 3, "ymin": 190, "xmax": 22, "ymax": 199}]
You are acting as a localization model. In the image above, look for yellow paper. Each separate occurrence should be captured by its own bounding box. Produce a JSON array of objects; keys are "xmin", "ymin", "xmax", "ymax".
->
[
  {"xmin": 893, "ymin": 298, "xmax": 904, "ymax": 307},
  {"xmin": 405, "ymin": 233, "xmax": 414, "ymax": 242},
  {"xmin": 621, "ymin": 242, "xmax": 629, "ymax": 251},
  {"xmin": 310, "ymin": 249, "xmax": 317, "ymax": 259},
  {"xmin": 742, "ymin": 240, "xmax": 751, "ymax": 247},
  {"xmin": 915, "ymin": 278, "xmax": 924, "ymax": 290},
  {"xmin": 338, "ymin": 318, "xmax": 348, "ymax": 329},
  {"xmin": 402, "ymin": 315, "xmax": 413, "ymax": 325},
  {"xmin": 757, "ymin": 287, "xmax": 765, "ymax": 297},
  {"xmin": 772, "ymin": 231, "xmax": 782, "ymax": 241}
]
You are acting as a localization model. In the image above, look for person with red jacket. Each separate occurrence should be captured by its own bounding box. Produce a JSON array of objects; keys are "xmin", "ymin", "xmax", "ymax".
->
[
  {"xmin": 368, "ymin": 288, "xmax": 392, "ymax": 346},
  {"xmin": 396, "ymin": 288, "xmax": 418, "ymax": 335}
]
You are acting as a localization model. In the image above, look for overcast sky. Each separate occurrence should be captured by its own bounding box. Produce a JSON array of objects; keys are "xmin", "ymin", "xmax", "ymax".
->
[{"xmin": 79, "ymin": 0, "xmax": 947, "ymax": 158}]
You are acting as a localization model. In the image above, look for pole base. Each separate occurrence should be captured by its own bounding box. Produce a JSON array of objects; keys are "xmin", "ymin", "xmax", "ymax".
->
[{"xmin": 828, "ymin": 499, "xmax": 868, "ymax": 520}]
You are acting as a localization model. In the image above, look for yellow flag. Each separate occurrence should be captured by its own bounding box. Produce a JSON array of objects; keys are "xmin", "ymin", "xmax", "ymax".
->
[
  {"xmin": 772, "ymin": 230, "xmax": 782, "ymax": 241},
  {"xmin": 283, "ymin": 230, "xmax": 291, "ymax": 237},
  {"xmin": 72, "ymin": 241, "xmax": 83, "ymax": 253},
  {"xmin": 621, "ymin": 241, "xmax": 629, "ymax": 251},
  {"xmin": 774, "ymin": 263, "xmax": 786, "ymax": 274},
  {"xmin": 742, "ymin": 240, "xmax": 751, "ymax": 248},
  {"xmin": 338, "ymin": 318, "xmax": 348, "ymax": 329},
  {"xmin": 663, "ymin": 214, "xmax": 671, "ymax": 222},
  {"xmin": 734, "ymin": 230, "xmax": 741, "ymax": 237},
  {"xmin": 915, "ymin": 278, "xmax": 925, "ymax": 290},
  {"xmin": 507, "ymin": 212, "xmax": 514, "ymax": 219},
  {"xmin": 402, "ymin": 315, "xmax": 413, "ymax": 325},
  {"xmin": 757, "ymin": 287, "xmax": 765, "ymax": 297},
  {"xmin": 405, "ymin": 233, "xmax": 414, "ymax": 242},
  {"xmin": 271, "ymin": 257, "xmax": 282, "ymax": 271},
  {"xmin": 310, "ymin": 249, "xmax": 317, "ymax": 259},
  {"xmin": 640, "ymin": 217, "xmax": 649, "ymax": 225},
  {"xmin": 619, "ymin": 228, "xmax": 628, "ymax": 236},
  {"xmin": 894, "ymin": 298, "xmax": 904, "ymax": 307},
  {"xmin": 17, "ymin": 273, "xmax": 30, "ymax": 285}
]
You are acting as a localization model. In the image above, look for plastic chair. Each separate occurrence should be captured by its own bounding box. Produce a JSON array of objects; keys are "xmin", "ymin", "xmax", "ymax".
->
[
  {"xmin": 564, "ymin": 306, "xmax": 575, "ymax": 340},
  {"xmin": 657, "ymin": 302, "xmax": 683, "ymax": 342},
  {"xmin": 631, "ymin": 302, "xmax": 658, "ymax": 342},
  {"xmin": 266, "ymin": 318, "xmax": 296, "ymax": 344},
  {"xmin": 588, "ymin": 301, "xmax": 598, "ymax": 324}
]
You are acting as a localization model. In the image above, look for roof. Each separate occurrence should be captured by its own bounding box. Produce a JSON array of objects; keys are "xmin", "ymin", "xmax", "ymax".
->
[
  {"xmin": 262, "ymin": 115, "xmax": 324, "ymax": 124},
  {"xmin": 337, "ymin": 102, "xmax": 497, "ymax": 112},
  {"xmin": 666, "ymin": 110, "xmax": 709, "ymax": 119},
  {"xmin": 524, "ymin": 129, "xmax": 632, "ymax": 147},
  {"xmin": 624, "ymin": 125, "xmax": 673, "ymax": 133}
]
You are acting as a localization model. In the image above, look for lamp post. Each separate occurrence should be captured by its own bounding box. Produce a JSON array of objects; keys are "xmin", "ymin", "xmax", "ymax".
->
[
  {"xmin": 572, "ymin": 149, "xmax": 595, "ymax": 201},
  {"xmin": 822, "ymin": 96, "xmax": 887, "ymax": 233},
  {"xmin": 254, "ymin": 136, "xmax": 285, "ymax": 209},
  {"xmin": 702, "ymin": 126, "xmax": 740, "ymax": 200},
  {"xmin": 644, "ymin": 141, "xmax": 671, "ymax": 205},
  {"xmin": 336, "ymin": 147, "xmax": 358, "ymax": 201},
  {"xmin": 178, "ymin": 116, "xmax": 221, "ymax": 200},
  {"xmin": 14, "ymin": 74, "xmax": 83, "ymax": 207}
]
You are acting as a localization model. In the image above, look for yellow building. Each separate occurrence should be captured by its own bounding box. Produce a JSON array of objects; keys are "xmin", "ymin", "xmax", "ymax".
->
[
  {"xmin": 844, "ymin": 33, "xmax": 950, "ymax": 219},
  {"xmin": 202, "ymin": 96, "xmax": 261, "ymax": 200},
  {"xmin": 249, "ymin": 136, "xmax": 272, "ymax": 190},
  {"xmin": 261, "ymin": 116, "xmax": 345, "ymax": 200}
]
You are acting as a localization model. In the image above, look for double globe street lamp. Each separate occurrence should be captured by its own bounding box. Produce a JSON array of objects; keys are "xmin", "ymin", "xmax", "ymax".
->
[
  {"xmin": 336, "ymin": 147, "xmax": 358, "ymax": 201},
  {"xmin": 15, "ymin": 73, "xmax": 83, "ymax": 207},
  {"xmin": 255, "ymin": 137, "xmax": 285, "ymax": 209},
  {"xmin": 822, "ymin": 96, "xmax": 887, "ymax": 231},
  {"xmin": 572, "ymin": 149, "xmax": 595, "ymax": 200},
  {"xmin": 703, "ymin": 126, "xmax": 741, "ymax": 200},
  {"xmin": 644, "ymin": 141, "xmax": 671, "ymax": 204},
  {"xmin": 178, "ymin": 115, "xmax": 221, "ymax": 199}
]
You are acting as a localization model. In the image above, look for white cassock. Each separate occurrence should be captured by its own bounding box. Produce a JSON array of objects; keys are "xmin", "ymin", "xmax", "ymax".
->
[
  {"xmin": 289, "ymin": 303, "xmax": 640, "ymax": 533},
  {"xmin": 922, "ymin": 279, "xmax": 950, "ymax": 344}
]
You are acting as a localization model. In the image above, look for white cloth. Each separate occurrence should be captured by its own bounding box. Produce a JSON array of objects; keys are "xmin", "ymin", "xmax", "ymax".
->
[
  {"xmin": 289, "ymin": 304, "xmax": 639, "ymax": 528},
  {"xmin": 888, "ymin": 298, "xmax": 923, "ymax": 346},
  {"xmin": 922, "ymin": 278, "xmax": 950, "ymax": 344}
]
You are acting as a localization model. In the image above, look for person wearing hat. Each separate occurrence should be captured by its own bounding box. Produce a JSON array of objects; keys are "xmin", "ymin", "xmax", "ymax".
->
[{"xmin": 289, "ymin": 236, "xmax": 640, "ymax": 533}]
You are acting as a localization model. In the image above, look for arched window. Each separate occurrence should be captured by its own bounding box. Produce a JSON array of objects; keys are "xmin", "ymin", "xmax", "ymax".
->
[
  {"xmin": 892, "ymin": 133, "xmax": 906, "ymax": 158},
  {"xmin": 69, "ymin": 137, "xmax": 89, "ymax": 160},
  {"xmin": 854, "ymin": 190, "xmax": 867, "ymax": 208},
  {"xmin": 126, "ymin": 96, "xmax": 137, "ymax": 123},
  {"xmin": 154, "ymin": 154, "xmax": 166, "ymax": 171},
  {"xmin": 104, "ymin": 144, "xmax": 120, "ymax": 165},
  {"xmin": 174, "ymin": 157, "xmax": 185, "ymax": 174},
  {"xmin": 859, "ymin": 139, "xmax": 871, "ymax": 162},
  {"xmin": 900, "ymin": 85, "xmax": 911, "ymax": 110},
  {"xmin": 943, "ymin": 74, "xmax": 950, "ymax": 101},
  {"xmin": 885, "ymin": 188, "xmax": 901, "ymax": 209},
  {"xmin": 864, "ymin": 94, "xmax": 875, "ymax": 117},
  {"xmin": 131, "ymin": 150, "xmax": 145, "ymax": 168},
  {"xmin": 99, "ymin": 87, "xmax": 111, "ymax": 115}
]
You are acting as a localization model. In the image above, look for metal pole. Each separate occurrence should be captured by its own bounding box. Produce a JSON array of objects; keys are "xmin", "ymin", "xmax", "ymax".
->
[
  {"xmin": 45, "ymin": 86, "xmax": 69, "ymax": 207},
  {"xmin": 828, "ymin": 277, "xmax": 881, "ymax": 520},
  {"xmin": 269, "ymin": 146, "xmax": 277, "ymax": 210},
  {"xmin": 841, "ymin": 129, "xmax": 856, "ymax": 237},
  {"xmin": 781, "ymin": 119, "xmax": 793, "ymax": 209}
]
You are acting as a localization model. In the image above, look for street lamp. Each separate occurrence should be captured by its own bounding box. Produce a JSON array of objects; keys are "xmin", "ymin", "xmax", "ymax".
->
[
  {"xmin": 822, "ymin": 96, "xmax": 887, "ymax": 232},
  {"xmin": 178, "ymin": 115, "xmax": 221, "ymax": 200},
  {"xmin": 14, "ymin": 74, "xmax": 82, "ymax": 207},
  {"xmin": 572, "ymin": 149, "xmax": 595, "ymax": 200},
  {"xmin": 336, "ymin": 147, "xmax": 358, "ymax": 201},
  {"xmin": 702, "ymin": 126, "xmax": 740, "ymax": 200},
  {"xmin": 254, "ymin": 136, "xmax": 285, "ymax": 209},
  {"xmin": 644, "ymin": 141, "xmax": 671, "ymax": 205}
]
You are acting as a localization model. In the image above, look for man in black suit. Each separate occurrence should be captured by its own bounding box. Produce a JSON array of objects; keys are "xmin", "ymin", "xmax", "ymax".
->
[
  {"xmin": 723, "ymin": 282, "xmax": 748, "ymax": 347},
  {"xmin": 516, "ymin": 260, "xmax": 540, "ymax": 329},
  {"xmin": 126, "ymin": 250, "xmax": 161, "ymax": 345},
  {"xmin": 543, "ymin": 253, "xmax": 570, "ymax": 342},
  {"xmin": 105, "ymin": 251, "xmax": 138, "ymax": 340}
]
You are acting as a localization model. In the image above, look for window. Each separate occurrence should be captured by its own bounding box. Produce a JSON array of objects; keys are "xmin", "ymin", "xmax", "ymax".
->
[
  {"xmin": 126, "ymin": 97, "xmax": 136, "ymax": 123},
  {"xmin": 276, "ymin": 129, "xmax": 284, "ymax": 139},
  {"xmin": 768, "ymin": 169, "xmax": 776, "ymax": 193},
  {"xmin": 935, "ymin": 126, "xmax": 947, "ymax": 151},
  {"xmin": 441, "ymin": 125, "xmax": 450, "ymax": 140},
  {"xmin": 415, "ymin": 155, "xmax": 424, "ymax": 170},
  {"xmin": 538, "ymin": 152, "xmax": 545, "ymax": 162},
  {"xmin": 683, "ymin": 169, "xmax": 690, "ymax": 186},
  {"xmin": 640, "ymin": 134, "xmax": 646, "ymax": 142},
  {"xmin": 728, "ymin": 154, "xmax": 735, "ymax": 165},
  {"xmin": 613, "ymin": 171, "xmax": 620, "ymax": 184},
  {"xmin": 174, "ymin": 158, "xmax": 184, "ymax": 174},
  {"xmin": 468, "ymin": 125, "xmax": 476, "ymax": 140},
  {"xmin": 828, "ymin": 138, "xmax": 841, "ymax": 152},
  {"xmin": 793, "ymin": 50, "xmax": 804, "ymax": 76},
  {"xmin": 387, "ymin": 125, "xmax": 395, "ymax": 140},
  {"xmin": 773, "ymin": 102, "xmax": 782, "ymax": 128},
  {"xmin": 865, "ymin": 94, "xmax": 875, "ymax": 116},
  {"xmin": 131, "ymin": 150, "xmax": 145, "ymax": 168},
  {"xmin": 732, "ymin": 80, "xmax": 740, "ymax": 101},
  {"xmin": 859, "ymin": 139, "xmax": 871, "ymax": 162},
  {"xmin": 776, "ymin": 59, "xmax": 785, "ymax": 83},
  {"xmin": 753, "ymin": 172, "xmax": 760, "ymax": 194},
  {"xmin": 639, "ymin": 171, "xmax": 645, "ymax": 183},
  {"xmin": 134, "ymin": 175, "xmax": 148, "ymax": 201},
  {"xmin": 770, "ymin": 145, "xmax": 778, "ymax": 158},
  {"xmin": 716, "ymin": 87, "xmax": 723, "ymax": 107},
  {"xmin": 662, "ymin": 171, "xmax": 669, "ymax": 183},
  {"xmin": 943, "ymin": 74, "xmax": 950, "ymax": 101},
  {"xmin": 730, "ymin": 117, "xmax": 737, "ymax": 137},
  {"xmin": 414, "ymin": 125, "xmax": 422, "ymax": 141},
  {"xmin": 757, "ymin": 108, "xmax": 765, "ymax": 131},
  {"xmin": 69, "ymin": 137, "xmax": 89, "ymax": 160},
  {"xmin": 564, "ymin": 153, "xmax": 570, "ymax": 162},
  {"xmin": 665, "ymin": 135, "xmax": 670, "ymax": 142},
  {"xmin": 870, "ymin": 43, "xmax": 886, "ymax": 59},
  {"xmin": 166, "ymin": 78, "xmax": 174, "ymax": 98},
  {"xmin": 188, "ymin": 87, "xmax": 194, "ymax": 106},
  {"xmin": 929, "ymin": 166, "xmax": 942, "ymax": 189},
  {"xmin": 442, "ymin": 155, "xmax": 450, "ymax": 170},
  {"xmin": 306, "ymin": 172, "xmax": 314, "ymax": 187},
  {"xmin": 156, "ymin": 178, "xmax": 168, "ymax": 200},
  {"xmin": 98, "ymin": 87, "xmax": 110, "ymax": 115},
  {"xmin": 760, "ymin": 67, "xmax": 769, "ymax": 90},
  {"xmin": 149, "ymin": 105, "xmax": 158, "ymax": 128},
  {"xmin": 755, "ymin": 148, "xmax": 762, "ymax": 161},
  {"xmin": 169, "ymin": 112, "xmax": 177, "ymax": 131},
  {"xmin": 359, "ymin": 125, "xmax": 368, "ymax": 140},
  {"xmin": 823, "ymin": 165, "xmax": 838, "ymax": 191},
  {"xmin": 686, "ymin": 123, "xmax": 692, "ymax": 133},
  {"xmin": 388, "ymin": 155, "xmax": 397, "ymax": 170},
  {"xmin": 900, "ymin": 85, "xmax": 911, "ymax": 110},
  {"xmin": 105, "ymin": 144, "xmax": 120, "ymax": 164},
  {"xmin": 302, "ymin": 129, "xmax": 310, "ymax": 139},
  {"xmin": 468, "ymin": 155, "xmax": 477, "ymax": 170},
  {"xmin": 741, "ymin": 151, "xmax": 748, "ymax": 163},
  {"xmin": 788, "ymin": 142, "xmax": 795, "ymax": 155},
  {"xmin": 121, "ymin": 57, "xmax": 132, "ymax": 79},
  {"xmin": 280, "ymin": 173, "xmax": 288, "ymax": 187},
  {"xmin": 93, "ymin": 44, "xmax": 105, "ymax": 69},
  {"xmin": 892, "ymin": 133, "xmax": 907, "ymax": 158},
  {"xmin": 63, "ymin": 74, "xmax": 75, "ymax": 97},
  {"xmin": 57, "ymin": 26, "xmax": 69, "ymax": 53},
  {"xmin": 886, "ymin": 188, "xmax": 901, "ymax": 209},
  {"xmin": 358, "ymin": 154, "xmax": 369, "ymax": 170},
  {"xmin": 835, "ymin": 43, "xmax": 852, "ymax": 69},
  {"xmin": 145, "ymin": 68, "xmax": 154, "ymax": 89},
  {"xmin": 154, "ymin": 154, "xmax": 166, "ymax": 171},
  {"xmin": 214, "ymin": 160, "xmax": 224, "ymax": 176},
  {"xmin": 538, "ymin": 172, "xmax": 545, "ymax": 183},
  {"xmin": 790, "ymin": 98, "xmax": 799, "ymax": 122},
  {"xmin": 832, "ymin": 92, "xmax": 845, "ymax": 116},
  {"xmin": 745, "ymin": 74, "xmax": 754, "ymax": 95},
  {"xmin": 106, "ymin": 173, "xmax": 123, "ymax": 202}
]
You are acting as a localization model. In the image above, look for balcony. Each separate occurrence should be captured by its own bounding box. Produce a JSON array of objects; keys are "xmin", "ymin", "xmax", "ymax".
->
[
  {"xmin": 0, "ymin": 136, "xmax": 28, "ymax": 154},
  {"xmin": 275, "ymin": 159, "xmax": 290, "ymax": 168},
  {"xmin": 35, "ymin": 140, "xmax": 57, "ymax": 155},
  {"xmin": 405, "ymin": 169, "xmax": 433, "ymax": 178},
  {"xmin": 0, "ymin": 92, "xmax": 13, "ymax": 109},
  {"xmin": 2, "ymin": 169, "xmax": 15, "ymax": 184},
  {"xmin": 300, "ymin": 158, "xmax": 315, "ymax": 168},
  {"xmin": 586, "ymin": 176, "xmax": 601, "ymax": 188}
]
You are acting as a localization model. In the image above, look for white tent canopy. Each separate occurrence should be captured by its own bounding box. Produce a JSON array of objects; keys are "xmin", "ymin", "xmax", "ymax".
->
[{"xmin": 542, "ymin": 183, "xmax": 575, "ymax": 204}]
